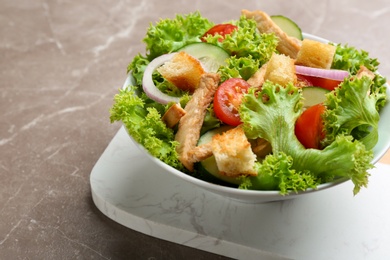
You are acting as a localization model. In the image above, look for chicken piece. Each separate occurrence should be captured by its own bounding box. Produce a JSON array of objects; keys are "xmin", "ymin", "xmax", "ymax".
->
[
  {"xmin": 241, "ymin": 9, "xmax": 301, "ymax": 59},
  {"xmin": 264, "ymin": 53, "xmax": 297, "ymax": 86},
  {"xmin": 175, "ymin": 73, "xmax": 220, "ymax": 171},
  {"xmin": 211, "ymin": 126, "xmax": 257, "ymax": 177},
  {"xmin": 356, "ymin": 65, "xmax": 376, "ymax": 80},
  {"xmin": 249, "ymin": 138, "xmax": 272, "ymax": 158},
  {"xmin": 188, "ymin": 142, "xmax": 213, "ymax": 163},
  {"xmin": 188, "ymin": 134, "xmax": 272, "ymax": 164},
  {"xmin": 161, "ymin": 103, "xmax": 186, "ymax": 128},
  {"xmin": 247, "ymin": 63, "xmax": 268, "ymax": 89}
]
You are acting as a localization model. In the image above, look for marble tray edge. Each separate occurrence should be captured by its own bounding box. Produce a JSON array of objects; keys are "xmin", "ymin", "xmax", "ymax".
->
[{"xmin": 89, "ymin": 127, "xmax": 290, "ymax": 260}]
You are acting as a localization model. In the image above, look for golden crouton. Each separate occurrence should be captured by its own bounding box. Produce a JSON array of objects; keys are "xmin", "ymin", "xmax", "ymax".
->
[
  {"xmin": 161, "ymin": 103, "xmax": 186, "ymax": 128},
  {"xmin": 295, "ymin": 39, "xmax": 336, "ymax": 69},
  {"xmin": 211, "ymin": 127, "xmax": 257, "ymax": 177},
  {"xmin": 157, "ymin": 51, "xmax": 205, "ymax": 93},
  {"xmin": 264, "ymin": 53, "xmax": 297, "ymax": 86}
]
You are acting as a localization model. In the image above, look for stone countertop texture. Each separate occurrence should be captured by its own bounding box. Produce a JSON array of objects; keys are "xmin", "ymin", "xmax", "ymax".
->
[{"xmin": 1, "ymin": 0, "xmax": 390, "ymax": 259}]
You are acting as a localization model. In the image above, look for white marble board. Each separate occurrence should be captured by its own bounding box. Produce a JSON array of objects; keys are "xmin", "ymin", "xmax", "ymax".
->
[{"xmin": 90, "ymin": 127, "xmax": 390, "ymax": 260}]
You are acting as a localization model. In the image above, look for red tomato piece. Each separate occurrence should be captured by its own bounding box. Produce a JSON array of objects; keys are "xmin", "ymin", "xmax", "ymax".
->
[
  {"xmin": 295, "ymin": 103, "xmax": 326, "ymax": 149},
  {"xmin": 296, "ymin": 74, "xmax": 314, "ymax": 88},
  {"xmin": 297, "ymin": 74, "xmax": 342, "ymax": 91},
  {"xmin": 213, "ymin": 78, "xmax": 250, "ymax": 126},
  {"xmin": 201, "ymin": 24, "xmax": 238, "ymax": 42}
]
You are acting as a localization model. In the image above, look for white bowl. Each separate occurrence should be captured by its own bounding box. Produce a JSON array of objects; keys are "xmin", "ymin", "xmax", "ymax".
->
[{"xmin": 122, "ymin": 33, "xmax": 390, "ymax": 203}]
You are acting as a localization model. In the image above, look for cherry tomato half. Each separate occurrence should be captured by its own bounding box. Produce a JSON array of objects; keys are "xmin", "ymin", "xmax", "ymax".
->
[
  {"xmin": 213, "ymin": 78, "xmax": 250, "ymax": 126},
  {"xmin": 297, "ymin": 74, "xmax": 342, "ymax": 91},
  {"xmin": 295, "ymin": 103, "xmax": 326, "ymax": 149},
  {"xmin": 201, "ymin": 24, "xmax": 238, "ymax": 42}
]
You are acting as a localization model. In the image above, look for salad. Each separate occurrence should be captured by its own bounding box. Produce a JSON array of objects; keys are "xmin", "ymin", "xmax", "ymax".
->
[{"xmin": 110, "ymin": 9, "xmax": 388, "ymax": 195}]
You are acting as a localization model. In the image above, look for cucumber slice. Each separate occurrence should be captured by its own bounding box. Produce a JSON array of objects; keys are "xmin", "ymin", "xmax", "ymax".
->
[
  {"xmin": 271, "ymin": 15, "xmax": 303, "ymax": 40},
  {"xmin": 197, "ymin": 125, "xmax": 241, "ymax": 185},
  {"xmin": 301, "ymin": 87, "xmax": 330, "ymax": 108},
  {"xmin": 177, "ymin": 42, "xmax": 229, "ymax": 73}
]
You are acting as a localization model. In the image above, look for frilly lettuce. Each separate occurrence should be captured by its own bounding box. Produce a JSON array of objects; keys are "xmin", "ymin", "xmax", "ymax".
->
[
  {"xmin": 332, "ymin": 43, "xmax": 387, "ymax": 111},
  {"xmin": 109, "ymin": 87, "xmax": 185, "ymax": 171},
  {"xmin": 324, "ymin": 44, "xmax": 387, "ymax": 150},
  {"xmin": 205, "ymin": 16, "xmax": 278, "ymax": 83},
  {"xmin": 204, "ymin": 16, "xmax": 278, "ymax": 64},
  {"xmin": 240, "ymin": 81, "xmax": 373, "ymax": 195},
  {"xmin": 143, "ymin": 11, "xmax": 213, "ymax": 60},
  {"xmin": 323, "ymin": 76, "xmax": 384, "ymax": 150},
  {"xmin": 127, "ymin": 54, "xmax": 149, "ymax": 86},
  {"xmin": 218, "ymin": 55, "xmax": 261, "ymax": 82},
  {"xmin": 332, "ymin": 44, "xmax": 379, "ymax": 74}
]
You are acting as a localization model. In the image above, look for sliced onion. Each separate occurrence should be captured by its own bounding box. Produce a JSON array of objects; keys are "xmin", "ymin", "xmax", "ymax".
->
[
  {"xmin": 142, "ymin": 52, "xmax": 181, "ymax": 105},
  {"xmin": 295, "ymin": 65, "xmax": 349, "ymax": 81}
]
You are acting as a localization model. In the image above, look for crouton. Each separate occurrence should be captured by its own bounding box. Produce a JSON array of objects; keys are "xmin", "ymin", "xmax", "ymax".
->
[
  {"xmin": 241, "ymin": 9, "xmax": 301, "ymax": 59},
  {"xmin": 161, "ymin": 103, "xmax": 186, "ymax": 128},
  {"xmin": 157, "ymin": 51, "xmax": 206, "ymax": 93},
  {"xmin": 264, "ymin": 53, "xmax": 297, "ymax": 86},
  {"xmin": 175, "ymin": 73, "xmax": 220, "ymax": 171},
  {"xmin": 295, "ymin": 39, "xmax": 336, "ymax": 69},
  {"xmin": 211, "ymin": 126, "xmax": 257, "ymax": 177}
]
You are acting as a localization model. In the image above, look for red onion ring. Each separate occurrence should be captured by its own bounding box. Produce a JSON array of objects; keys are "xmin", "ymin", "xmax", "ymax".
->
[
  {"xmin": 295, "ymin": 65, "xmax": 349, "ymax": 81},
  {"xmin": 142, "ymin": 52, "xmax": 181, "ymax": 105}
]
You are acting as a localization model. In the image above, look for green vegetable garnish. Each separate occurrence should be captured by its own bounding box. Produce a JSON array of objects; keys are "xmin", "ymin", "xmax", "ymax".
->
[
  {"xmin": 144, "ymin": 11, "xmax": 213, "ymax": 60},
  {"xmin": 240, "ymin": 80, "xmax": 373, "ymax": 195},
  {"xmin": 204, "ymin": 16, "xmax": 278, "ymax": 63},
  {"xmin": 218, "ymin": 55, "xmax": 261, "ymax": 82},
  {"xmin": 109, "ymin": 87, "xmax": 185, "ymax": 172},
  {"xmin": 323, "ymin": 76, "xmax": 384, "ymax": 150}
]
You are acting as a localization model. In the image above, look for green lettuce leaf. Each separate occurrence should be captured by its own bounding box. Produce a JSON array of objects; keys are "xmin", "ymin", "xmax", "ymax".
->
[
  {"xmin": 218, "ymin": 55, "xmax": 261, "ymax": 82},
  {"xmin": 204, "ymin": 16, "xmax": 278, "ymax": 65},
  {"xmin": 332, "ymin": 43, "xmax": 387, "ymax": 111},
  {"xmin": 246, "ymin": 152, "xmax": 320, "ymax": 194},
  {"xmin": 109, "ymin": 87, "xmax": 185, "ymax": 171},
  {"xmin": 240, "ymin": 81, "xmax": 373, "ymax": 195},
  {"xmin": 200, "ymin": 105, "xmax": 221, "ymax": 135},
  {"xmin": 323, "ymin": 76, "xmax": 383, "ymax": 150},
  {"xmin": 143, "ymin": 11, "xmax": 213, "ymax": 60},
  {"xmin": 332, "ymin": 44, "xmax": 379, "ymax": 74},
  {"xmin": 127, "ymin": 53, "xmax": 149, "ymax": 86}
]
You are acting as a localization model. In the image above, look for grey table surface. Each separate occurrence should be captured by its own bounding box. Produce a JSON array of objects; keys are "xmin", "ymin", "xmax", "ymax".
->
[{"xmin": 1, "ymin": 0, "xmax": 390, "ymax": 259}]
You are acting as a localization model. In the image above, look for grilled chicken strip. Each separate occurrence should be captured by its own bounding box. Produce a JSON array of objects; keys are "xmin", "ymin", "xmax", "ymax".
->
[
  {"xmin": 241, "ymin": 9, "xmax": 301, "ymax": 59},
  {"xmin": 175, "ymin": 73, "xmax": 220, "ymax": 171},
  {"xmin": 188, "ymin": 142, "xmax": 213, "ymax": 163},
  {"xmin": 247, "ymin": 63, "xmax": 268, "ymax": 89}
]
